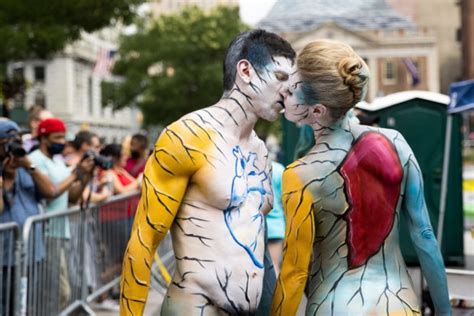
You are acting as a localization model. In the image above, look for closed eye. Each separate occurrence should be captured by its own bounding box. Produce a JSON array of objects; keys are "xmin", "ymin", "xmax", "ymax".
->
[{"xmin": 274, "ymin": 71, "xmax": 289, "ymax": 82}]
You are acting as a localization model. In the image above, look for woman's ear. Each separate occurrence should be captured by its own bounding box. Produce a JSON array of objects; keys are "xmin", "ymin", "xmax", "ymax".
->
[
  {"xmin": 308, "ymin": 103, "xmax": 328, "ymax": 122},
  {"xmin": 236, "ymin": 59, "xmax": 252, "ymax": 84}
]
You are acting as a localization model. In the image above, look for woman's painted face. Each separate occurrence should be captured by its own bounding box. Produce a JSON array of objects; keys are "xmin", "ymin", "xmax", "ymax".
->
[{"xmin": 283, "ymin": 71, "xmax": 312, "ymax": 124}]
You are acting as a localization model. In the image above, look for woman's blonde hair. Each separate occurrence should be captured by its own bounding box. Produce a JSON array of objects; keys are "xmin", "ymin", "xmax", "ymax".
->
[{"xmin": 297, "ymin": 39, "xmax": 369, "ymax": 119}]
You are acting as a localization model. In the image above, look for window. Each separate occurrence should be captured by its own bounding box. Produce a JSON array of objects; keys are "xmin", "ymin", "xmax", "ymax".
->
[
  {"xmin": 382, "ymin": 60, "xmax": 397, "ymax": 84},
  {"xmin": 12, "ymin": 67, "xmax": 24, "ymax": 79},
  {"xmin": 34, "ymin": 91, "xmax": 46, "ymax": 107},
  {"xmin": 34, "ymin": 66, "xmax": 45, "ymax": 82}
]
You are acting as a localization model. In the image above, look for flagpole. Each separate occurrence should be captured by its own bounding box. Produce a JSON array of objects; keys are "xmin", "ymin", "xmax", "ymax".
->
[{"xmin": 438, "ymin": 113, "xmax": 452, "ymax": 249}]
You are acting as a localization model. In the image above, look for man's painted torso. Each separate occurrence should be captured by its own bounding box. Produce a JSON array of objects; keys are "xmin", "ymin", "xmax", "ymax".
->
[{"xmin": 122, "ymin": 106, "xmax": 273, "ymax": 315}]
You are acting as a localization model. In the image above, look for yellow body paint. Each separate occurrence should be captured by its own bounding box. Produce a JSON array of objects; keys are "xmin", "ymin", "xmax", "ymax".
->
[
  {"xmin": 120, "ymin": 120, "xmax": 213, "ymax": 315},
  {"xmin": 271, "ymin": 166, "xmax": 315, "ymax": 316}
]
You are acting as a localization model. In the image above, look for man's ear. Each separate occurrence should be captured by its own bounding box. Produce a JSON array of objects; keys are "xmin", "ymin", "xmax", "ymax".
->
[{"xmin": 236, "ymin": 59, "xmax": 252, "ymax": 84}]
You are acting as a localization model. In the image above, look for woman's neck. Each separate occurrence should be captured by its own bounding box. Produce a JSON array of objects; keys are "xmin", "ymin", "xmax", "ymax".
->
[{"xmin": 311, "ymin": 115, "xmax": 349, "ymax": 143}]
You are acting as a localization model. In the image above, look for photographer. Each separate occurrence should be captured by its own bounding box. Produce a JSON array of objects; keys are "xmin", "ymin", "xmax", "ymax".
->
[
  {"xmin": 65, "ymin": 130, "xmax": 101, "ymax": 168},
  {"xmin": 99, "ymin": 143, "xmax": 140, "ymax": 195},
  {"xmin": 29, "ymin": 118, "xmax": 95, "ymax": 207},
  {"xmin": 28, "ymin": 117, "xmax": 95, "ymax": 312},
  {"xmin": 0, "ymin": 118, "xmax": 52, "ymax": 315},
  {"xmin": 66, "ymin": 130, "xmax": 112, "ymax": 204},
  {"xmin": 123, "ymin": 133, "xmax": 149, "ymax": 179}
]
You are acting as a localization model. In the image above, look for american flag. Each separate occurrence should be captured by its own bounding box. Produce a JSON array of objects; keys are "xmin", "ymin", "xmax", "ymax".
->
[
  {"xmin": 93, "ymin": 48, "xmax": 117, "ymax": 77},
  {"xmin": 403, "ymin": 58, "xmax": 420, "ymax": 87}
]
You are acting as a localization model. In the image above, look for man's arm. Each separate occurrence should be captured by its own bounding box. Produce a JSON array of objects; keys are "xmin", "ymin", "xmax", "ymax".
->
[
  {"xmin": 67, "ymin": 157, "xmax": 95, "ymax": 203},
  {"xmin": 398, "ymin": 135, "xmax": 451, "ymax": 315},
  {"xmin": 14, "ymin": 156, "xmax": 56, "ymax": 198},
  {"xmin": 25, "ymin": 155, "xmax": 94, "ymax": 201},
  {"xmin": 271, "ymin": 168, "xmax": 315, "ymax": 316},
  {"xmin": 120, "ymin": 122, "xmax": 203, "ymax": 315}
]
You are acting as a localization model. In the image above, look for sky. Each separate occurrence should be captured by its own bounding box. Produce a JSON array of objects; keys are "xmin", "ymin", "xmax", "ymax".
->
[{"xmin": 239, "ymin": 0, "xmax": 278, "ymax": 25}]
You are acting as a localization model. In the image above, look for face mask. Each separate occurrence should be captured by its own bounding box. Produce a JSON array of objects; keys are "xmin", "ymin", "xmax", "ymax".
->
[
  {"xmin": 47, "ymin": 142, "xmax": 65, "ymax": 155},
  {"xmin": 130, "ymin": 150, "xmax": 141, "ymax": 160}
]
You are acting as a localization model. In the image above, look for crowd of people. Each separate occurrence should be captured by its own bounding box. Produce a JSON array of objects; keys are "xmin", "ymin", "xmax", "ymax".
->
[
  {"xmin": 0, "ymin": 105, "xmax": 151, "ymax": 313},
  {"xmin": 1, "ymin": 106, "xmax": 150, "ymax": 215}
]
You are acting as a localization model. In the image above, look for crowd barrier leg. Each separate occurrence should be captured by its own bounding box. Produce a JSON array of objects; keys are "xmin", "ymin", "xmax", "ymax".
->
[{"xmin": 0, "ymin": 222, "xmax": 20, "ymax": 316}]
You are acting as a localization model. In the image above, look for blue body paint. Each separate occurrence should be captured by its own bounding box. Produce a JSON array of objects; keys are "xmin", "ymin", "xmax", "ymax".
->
[
  {"xmin": 224, "ymin": 146, "xmax": 268, "ymax": 269},
  {"xmin": 403, "ymin": 153, "xmax": 451, "ymax": 315}
]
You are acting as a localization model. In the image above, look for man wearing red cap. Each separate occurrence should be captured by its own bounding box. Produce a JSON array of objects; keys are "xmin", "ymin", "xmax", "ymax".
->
[{"xmin": 28, "ymin": 117, "xmax": 94, "ymax": 312}]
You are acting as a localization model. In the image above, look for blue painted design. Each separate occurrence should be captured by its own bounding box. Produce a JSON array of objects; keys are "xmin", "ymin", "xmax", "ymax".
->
[
  {"xmin": 301, "ymin": 81, "xmax": 319, "ymax": 105},
  {"xmin": 247, "ymin": 44, "xmax": 271, "ymax": 72},
  {"xmin": 224, "ymin": 146, "xmax": 269, "ymax": 269}
]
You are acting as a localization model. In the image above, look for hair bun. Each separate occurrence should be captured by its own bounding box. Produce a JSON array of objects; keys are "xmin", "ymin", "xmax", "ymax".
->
[{"xmin": 338, "ymin": 56, "xmax": 369, "ymax": 104}]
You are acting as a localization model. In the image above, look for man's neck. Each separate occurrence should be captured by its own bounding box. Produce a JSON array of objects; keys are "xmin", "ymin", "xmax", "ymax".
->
[
  {"xmin": 39, "ymin": 145, "xmax": 52, "ymax": 159},
  {"xmin": 217, "ymin": 87, "xmax": 259, "ymax": 141}
]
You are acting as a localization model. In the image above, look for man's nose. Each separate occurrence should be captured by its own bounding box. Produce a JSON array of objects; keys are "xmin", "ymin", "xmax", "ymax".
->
[{"xmin": 280, "ymin": 89, "xmax": 289, "ymax": 99}]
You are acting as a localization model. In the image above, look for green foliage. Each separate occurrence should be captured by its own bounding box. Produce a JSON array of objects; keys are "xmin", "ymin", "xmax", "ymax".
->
[
  {"xmin": 102, "ymin": 6, "xmax": 249, "ymax": 126},
  {"xmin": 0, "ymin": 0, "xmax": 143, "ymax": 62}
]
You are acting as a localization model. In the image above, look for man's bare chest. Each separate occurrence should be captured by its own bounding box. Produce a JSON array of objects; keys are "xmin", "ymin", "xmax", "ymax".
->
[{"xmin": 188, "ymin": 144, "xmax": 272, "ymax": 212}]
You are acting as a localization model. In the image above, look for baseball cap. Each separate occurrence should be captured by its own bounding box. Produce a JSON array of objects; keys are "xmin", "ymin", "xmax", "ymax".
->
[
  {"xmin": 0, "ymin": 118, "xmax": 20, "ymax": 139},
  {"xmin": 37, "ymin": 117, "xmax": 66, "ymax": 137}
]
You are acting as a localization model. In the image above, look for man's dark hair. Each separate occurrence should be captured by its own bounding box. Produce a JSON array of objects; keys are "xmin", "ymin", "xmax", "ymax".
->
[
  {"xmin": 100, "ymin": 143, "xmax": 122, "ymax": 160},
  {"xmin": 223, "ymin": 29, "xmax": 295, "ymax": 92},
  {"xmin": 131, "ymin": 133, "xmax": 148, "ymax": 149},
  {"xmin": 72, "ymin": 131, "xmax": 97, "ymax": 151}
]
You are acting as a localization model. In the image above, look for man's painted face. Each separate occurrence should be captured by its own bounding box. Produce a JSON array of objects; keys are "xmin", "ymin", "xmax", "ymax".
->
[
  {"xmin": 249, "ymin": 56, "xmax": 293, "ymax": 122},
  {"xmin": 283, "ymin": 71, "xmax": 312, "ymax": 124}
]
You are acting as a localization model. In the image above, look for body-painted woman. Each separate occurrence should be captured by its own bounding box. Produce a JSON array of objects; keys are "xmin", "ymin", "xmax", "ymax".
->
[
  {"xmin": 120, "ymin": 30, "xmax": 296, "ymax": 315},
  {"xmin": 271, "ymin": 40, "xmax": 451, "ymax": 316}
]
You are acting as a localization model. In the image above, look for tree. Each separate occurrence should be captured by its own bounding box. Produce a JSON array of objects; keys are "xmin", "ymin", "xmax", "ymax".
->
[
  {"xmin": 0, "ymin": 0, "xmax": 143, "ymax": 63},
  {"xmin": 0, "ymin": 0, "xmax": 143, "ymax": 116},
  {"xmin": 102, "ymin": 6, "xmax": 249, "ymax": 126}
]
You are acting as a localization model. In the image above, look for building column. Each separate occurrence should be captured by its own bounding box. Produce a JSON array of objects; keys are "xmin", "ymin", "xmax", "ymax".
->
[
  {"xmin": 427, "ymin": 47, "xmax": 440, "ymax": 92},
  {"xmin": 368, "ymin": 57, "xmax": 378, "ymax": 101}
]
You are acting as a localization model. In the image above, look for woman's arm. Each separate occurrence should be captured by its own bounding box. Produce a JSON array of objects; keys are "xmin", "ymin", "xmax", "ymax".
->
[
  {"xmin": 398, "ymin": 133, "xmax": 451, "ymax": 315},
  {"xmin": 271, "ymin": 168, "xmax": 315, "ymax": 316}
]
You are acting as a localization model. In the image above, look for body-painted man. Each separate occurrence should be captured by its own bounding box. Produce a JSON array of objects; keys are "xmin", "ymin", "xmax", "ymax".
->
[
  {"xmin": 120, "ymin": 30, "xmax": 295, "ymax": 315},
  {"xmin": 271, "ymin": 40, "xmax": 451, "ymax": 315}
]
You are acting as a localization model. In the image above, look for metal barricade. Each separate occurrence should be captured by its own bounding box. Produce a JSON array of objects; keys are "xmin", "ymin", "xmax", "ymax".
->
[
  {"xmin": 19, "ymin": 192, "xmax": 140, "ymax": 316},
  {"xmin": 0, "ymin": 222, "xmax": 21, "ymax": 316},
  {"xmin": 20, "ymin": 206, "xmax": 88, "ymax": 316},
  {"xmin": 84, "ymin": 192, "xmax": 140, "ymax": 304}
]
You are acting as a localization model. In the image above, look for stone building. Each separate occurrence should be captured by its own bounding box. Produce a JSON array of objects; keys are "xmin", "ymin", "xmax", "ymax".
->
[
  {"xmin": 7, "ymin": 30, "xmax": 140, "ymax": 141},
  {"xmin": 388, "ymin": 0, "xmax": 462, "ymax": 93},
  {"xmin": 258, "ymin": 0, "xmax": 439, "ymax": 101},
  {"xmin": 461, "ymin": 0, "xmax": 474, "ymax": 80}
]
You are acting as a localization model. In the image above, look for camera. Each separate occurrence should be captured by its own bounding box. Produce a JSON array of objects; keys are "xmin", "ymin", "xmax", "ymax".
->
[
  {"xmin": 83, "ymin": 150, "xmax": 113, "ymax": 170},
  {"xmin": 3, "ymin": 139, "xmax": 26, "ymax": 158}
]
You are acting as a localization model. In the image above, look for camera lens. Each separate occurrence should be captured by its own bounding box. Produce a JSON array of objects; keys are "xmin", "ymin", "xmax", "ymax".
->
[
  {"xmin": 83, "ymin": 150, "xmax": 113, "ymax": 170},
  {"xmin": 6, "ymin": 140, "xmax": 26, "ymax": 157}
]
